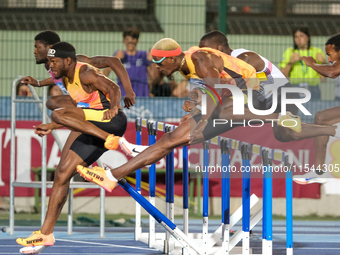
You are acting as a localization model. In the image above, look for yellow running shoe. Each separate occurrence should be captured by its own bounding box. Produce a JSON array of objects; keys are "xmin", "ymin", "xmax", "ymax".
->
[
  {"xmin": 104, "ymin": 134, "xmax": 120, "ymax": 150},
  {"xmin": 278, "ymin": 112, "xmax": 301, "ymax": 133},
  {"xmin": 16, "ymin": 230, "xmax": 55, "ymax": 247},
  {"xmin": 77, "ymin": 165, "xmax": 117, "ymax": 192}
]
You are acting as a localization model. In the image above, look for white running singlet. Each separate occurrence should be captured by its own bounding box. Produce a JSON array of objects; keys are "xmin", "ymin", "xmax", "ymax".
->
[{"xmin": 231, "ymin": 48, "xmax": 288, "ymax": 101}]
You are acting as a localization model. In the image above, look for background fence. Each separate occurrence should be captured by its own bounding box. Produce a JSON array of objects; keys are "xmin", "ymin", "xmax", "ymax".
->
[{"xmin": 1, "ymin": 0, "xmax": 340, "ymax": 122}]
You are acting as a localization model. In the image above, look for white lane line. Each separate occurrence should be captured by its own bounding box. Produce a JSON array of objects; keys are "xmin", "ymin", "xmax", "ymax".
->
[
  {"xmin": 297, "ymin": 248, "xmax": 340, "ymax": 250},
  {"xmin": 1, "ymin": 245, "xmax": 110, "ymax": 247},
  {"xmin": 0, "ymin": 253, "xmax": 149, "ymax": 255},
  {"xmin": 56, "ymin": 238, "xmax": 156, "ymax": 251}
]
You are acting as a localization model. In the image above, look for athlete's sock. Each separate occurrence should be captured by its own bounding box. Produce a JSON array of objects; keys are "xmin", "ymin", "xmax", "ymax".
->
[{"xmin": 106, "ymin": 170, "xmax": 118, "ymax": 182}]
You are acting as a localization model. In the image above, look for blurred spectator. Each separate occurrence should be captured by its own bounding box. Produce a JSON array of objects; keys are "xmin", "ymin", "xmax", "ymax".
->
[
  {"xmin": 104, "ymin": 27, "xmax": 151, "ymax": 97},
  {"xmin": 16, "ymin": 82, "xmax": 32, "ymax": 97},
  {"xmin": 48, "ymin": 85, "xmax": 63, "ymax": 96},
  {"xmin": 280, "ymin": 26, "xmax": 326, "ymax": 99}
]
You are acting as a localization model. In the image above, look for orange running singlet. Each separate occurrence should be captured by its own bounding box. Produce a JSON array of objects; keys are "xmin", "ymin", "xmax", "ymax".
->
[
  {"xmin": 65, "ymin": 62, "xmax": 111, "ymax": 110},
  {"xmin": 180, "ymin": 46, "xmax": 260, "ymax": 97}
]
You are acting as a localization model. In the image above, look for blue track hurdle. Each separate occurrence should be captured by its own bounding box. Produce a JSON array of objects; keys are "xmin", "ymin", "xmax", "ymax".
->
[
  {"xmin": 134, "ymin": 119, "xmax": 142, "ymax": 240},
  {"xmin": 183, "ymin": 145, "xmax": 189, "ymax": 236},
  {"xmin": 147, "ymin": 122, "xmax": 157, "ymax": 247},
  {"xmin": 126, "ymin": 118, "xmax": 293, "ymax": 255}
]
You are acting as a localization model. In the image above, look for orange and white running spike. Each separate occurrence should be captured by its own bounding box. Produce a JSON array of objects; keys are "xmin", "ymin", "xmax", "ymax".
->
[
  {"xmin": 77, "ymin": 165, "xmax": 117, "ymax": 192},
  {"xmin": 119, "ymin": 137, "xmax": 148, "ymax": 157}
]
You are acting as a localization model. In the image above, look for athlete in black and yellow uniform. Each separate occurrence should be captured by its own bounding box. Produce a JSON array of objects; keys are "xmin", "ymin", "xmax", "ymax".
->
[
  {"xmin": 62, "ymin": 60, "xmax": 127, "ymax": 163},
  {"xmin": 17, "ymin": 42, "xmax": 127, "ymax": 249}
]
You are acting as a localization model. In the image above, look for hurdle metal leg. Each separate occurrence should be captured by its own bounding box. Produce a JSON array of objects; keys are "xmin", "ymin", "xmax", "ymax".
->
[
  {"xmin": 285, "ymin": 155, "xmax": 293, "ymax": 255},
  {"xmin": 203, "ymin": 142, "xmax": 210, "ymax": 254},
  {"xmin": 183, "ymin": 145, "xmax": 189, "ymax": 236},
  {"xmin": 134, "ymin": 119, "xmax": 142, "ymax": 241},
  {"xmin": 241, "ymin": 144, "xmax": 251, "ymax": 255},
  {"xmin": 182, "ymin": 145, "xmax": 189, "ymax": 255},
  {"xmin": 262, "ymin": 150, "xmax": 273, "ymax": 255},
  {"xmin": 165, "ymin": 125, "xmax": 176, "ymax": 253},
  {"xmin": 147, "ymin": 122, "xmax": 157, "ymax": 248},
  {"xmin": 221, "ymin": 139, "xmax": 231, "ymax": 255}
]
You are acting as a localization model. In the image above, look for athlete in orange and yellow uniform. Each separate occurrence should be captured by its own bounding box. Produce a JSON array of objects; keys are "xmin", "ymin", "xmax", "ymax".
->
[{"xmin": 181, "ymin": 46, "xmax": 259, "ymax": 96}]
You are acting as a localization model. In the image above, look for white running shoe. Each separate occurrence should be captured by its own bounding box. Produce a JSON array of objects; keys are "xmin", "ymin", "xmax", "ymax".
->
[
  {"xmin": 119, "ymin": 137, "xmax": 148, "ymax": 157},
  {"xmin": 20, "ymin": 246, "xmax": 47, "ymax": 254},
  {"xmin": 293, "ymin": 171, "xmax": 328, "ymax": 185}
]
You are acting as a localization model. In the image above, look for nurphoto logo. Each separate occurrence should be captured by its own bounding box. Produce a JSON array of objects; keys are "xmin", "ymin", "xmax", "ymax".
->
[{"xmin": 198, "ymin": 84, "xmax": 311, "ymax": 129}]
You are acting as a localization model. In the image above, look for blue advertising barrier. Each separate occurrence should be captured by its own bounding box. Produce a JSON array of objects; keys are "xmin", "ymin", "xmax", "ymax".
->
[{"xmin": 0, "ymin": 96, "xmax": 337, "ymax": 122}]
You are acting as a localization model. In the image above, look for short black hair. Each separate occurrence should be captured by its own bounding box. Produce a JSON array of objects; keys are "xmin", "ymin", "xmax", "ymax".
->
[
  {"xmin": 16, "ymin": 80, "xmax": 26, "ymax": 96},
  {"xmin": 50, "ymin": 41, "xmax": 76, "ymax": 60},
  {"xmin": 200, "ymin": 30, "xmax": 229, "ymax": 48},
  {"xmin": 123, "ymin": 27, "xmax": 140, "ymax": 40},
  {"xmin": 35, "ymin": 30, "xmax": 60, "ymax": 46},
  {"xmin": 293, "ymin": 27, "xmax": 310, "ymax": 50},
  {"xmin": 326, "ymin": 33, "xmax": 340, "ymax": 52}
]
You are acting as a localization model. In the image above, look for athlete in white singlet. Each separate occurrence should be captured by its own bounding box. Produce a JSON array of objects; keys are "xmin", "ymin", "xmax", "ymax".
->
[{"xmin": 231, "ymin": 48, "xmax": 288, "ymax": 101}]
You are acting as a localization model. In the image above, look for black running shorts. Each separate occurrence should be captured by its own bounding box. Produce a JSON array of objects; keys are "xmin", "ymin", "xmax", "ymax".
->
[{"xmin": 69, "ymin": 108, "xmax": 127, "ymax": 166}]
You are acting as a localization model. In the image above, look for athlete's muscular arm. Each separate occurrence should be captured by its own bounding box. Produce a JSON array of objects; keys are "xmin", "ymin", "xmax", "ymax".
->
[
  {"xmin": 237, "ymin": 52, "xmax": 265, "ymax": 72},
  {"xmin": 77, "ymin": 54, "xmax": 121, "ymax": 69},
  {"xmin": 193, "ymin": 51, "xmax": 222, "ymax": 119},
  {"xmin": 76, "ymin": 54, "xmax": 91, "ymax": 64},
  {"xmin": 80, "ymin": 66, "xmax": 121, "ymax": 120},
  {"xmin": 34, "ymin": 122, "xmax": 63, "ymax": 137},
  {"xmin": 99, "ymin": 56, "xmax": 135, "ymax": 109},
  {"xmin": 189, "ymin": 52, "xmax": 222, "ymax": 140},
  {"xmin": 21, "ymin": 76, "xmax": 55, "ymax": 87},
  {"xmin": 103, "ymin": 50, "xmax": 125, "ymax": 76},
  {"xmin": 77, "ymin": 54, "xmax": 135, "ymax": 109},
  {"xmin": 302, "ymin": 56, "xmax": 340, "ymax": 78}
]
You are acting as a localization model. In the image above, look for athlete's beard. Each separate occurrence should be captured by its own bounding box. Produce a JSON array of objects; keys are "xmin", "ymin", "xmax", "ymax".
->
[
  {"xmin": 55, "ymin": 70, "xmax": 67, "ymax": 79},
  {"xmin": 36, "ymin": 58, "xmax": 48, "ymax": 64},
  {"xmin": 54, "ymin": 62, "xmax": 67, "ymax": 79}
]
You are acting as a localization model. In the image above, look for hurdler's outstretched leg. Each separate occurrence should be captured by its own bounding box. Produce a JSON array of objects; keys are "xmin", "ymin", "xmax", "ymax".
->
[
  {"xmin": 36, "ymin": 107, "xmax": 121, "ymax": 150},
  {"xmin": 273, "ymin": 122, "xmax": 336, "ymax": 142},
  {"xmin": 77, "ymin": 118, "xmax": 192, "ymax": 192},
  {"xmin": 219, "ymin": 97, "xmax": 338, "ymax": 142},
  {"xmin": 313, "ymin": 107, "xmax": 340, "ymax": 170},
  {"xmin": 293, "ymin": 106, "xmax": 340, "ymax": 185}
]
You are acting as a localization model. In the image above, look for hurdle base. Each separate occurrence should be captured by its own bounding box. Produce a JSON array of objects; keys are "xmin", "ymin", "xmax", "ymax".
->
[
  {"xmin": 136, "ymin": 194, "xmax": 261, "ymax": 254},
  {"xmin": 136, "ymin": 232, "xmax": 254, "ymax": 254}
]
